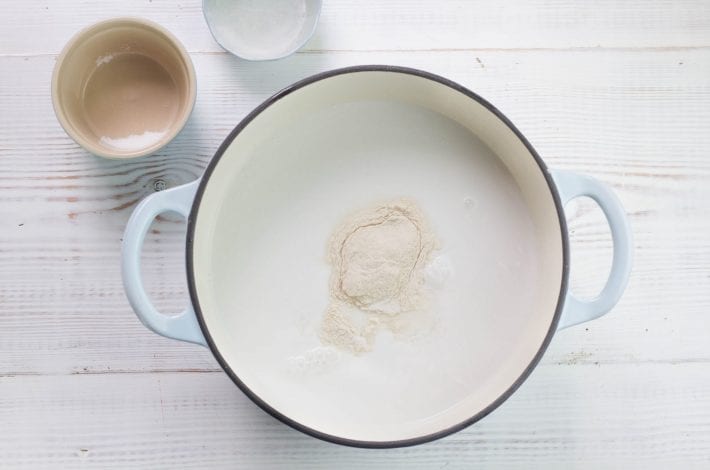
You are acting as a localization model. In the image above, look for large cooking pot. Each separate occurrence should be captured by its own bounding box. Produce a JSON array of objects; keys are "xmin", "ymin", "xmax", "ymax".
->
[{"xmin": 122, "ymin": 66, "xmax": 632, "ymax": 448}]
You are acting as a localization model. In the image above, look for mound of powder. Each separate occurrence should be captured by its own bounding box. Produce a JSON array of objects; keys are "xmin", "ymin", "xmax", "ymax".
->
[{"xmin": 320, "ymin": 199, "xmax": 437, "ymax": 354}]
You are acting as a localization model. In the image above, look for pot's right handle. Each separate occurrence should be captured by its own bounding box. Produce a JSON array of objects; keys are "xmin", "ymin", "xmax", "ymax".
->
[
  {"xmin": 121, "ymin": 180, "xmax": 206, "ymax": 346},
  {"xmin": 551, "ymin": 170, "xmax": 633, "ymax": 330}
]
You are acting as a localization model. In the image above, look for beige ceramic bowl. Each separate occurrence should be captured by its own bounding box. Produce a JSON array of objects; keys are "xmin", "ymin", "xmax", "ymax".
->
[{"xmin": 52, "ymin": 18, "xmax": 196, "ymax": 159}]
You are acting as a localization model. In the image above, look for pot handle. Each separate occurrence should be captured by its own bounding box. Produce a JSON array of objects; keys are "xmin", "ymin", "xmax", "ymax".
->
[
  {"xmin": 121, "ymin": 180, "xmax": 206, "ymax": 346},
  {"xmin": 550, "ymin": 170, "xmax": 633, "ymax": 330}
]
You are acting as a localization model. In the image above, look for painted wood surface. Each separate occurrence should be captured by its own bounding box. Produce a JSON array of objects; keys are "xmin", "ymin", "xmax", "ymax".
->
[{"xmin": 1, "ymin": 0, "xmax": 709, "ymax": 468}]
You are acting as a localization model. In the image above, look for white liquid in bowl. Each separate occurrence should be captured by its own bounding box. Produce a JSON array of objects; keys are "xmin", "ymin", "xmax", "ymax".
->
[{"xmin": 204, "ymin": 0, "xmax": 319, "ymax": 60}]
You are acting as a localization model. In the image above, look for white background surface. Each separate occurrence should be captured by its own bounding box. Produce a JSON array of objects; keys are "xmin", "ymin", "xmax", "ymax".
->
[{"xmin": 1, "ymin": 0, "xmax": 709, "ymax": 468}]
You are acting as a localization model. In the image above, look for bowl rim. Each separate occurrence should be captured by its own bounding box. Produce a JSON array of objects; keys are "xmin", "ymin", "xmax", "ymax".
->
[
  {"xmin": 51, "ymin": 17, "xmax": 197, "ymax": 159},
  {"xmin": 201, "ymin": 0, "xmax": 323, "ymax": 61},
  {"xmin": 185, "ymin": 65, "xmax": 570, "ymax": 448}
]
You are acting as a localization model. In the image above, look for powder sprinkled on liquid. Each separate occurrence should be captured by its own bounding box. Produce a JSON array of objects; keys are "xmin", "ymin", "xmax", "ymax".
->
[{"xmin": 320, "ymin": 199, "xmax": 438, "ymax": 354}]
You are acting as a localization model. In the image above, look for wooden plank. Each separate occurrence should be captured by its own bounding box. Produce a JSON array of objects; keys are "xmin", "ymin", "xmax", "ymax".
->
[
  {"xmin": 1, "ymin": 49, "xmax": 709, "ymax": 376},
  {"xmin": 1, "ymin": 363, "xmax": 709, "ymax": 468},
  {"xmin": 1, "ymin": 0, "xmax": 709, "ymax": 55},
  {"xmin": 2, "ymin": 0, "xmax": 710, "ymax": 467}
]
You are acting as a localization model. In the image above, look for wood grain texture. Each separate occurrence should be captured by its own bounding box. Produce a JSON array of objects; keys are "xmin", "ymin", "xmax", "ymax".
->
[
  {"xmin": 1, "ymin": 0, "xmax": 710, "ymax": 467},
  {"xmin": 1, "ymin": 0, "xmax": 710, "ymax": 54},
  {"xmin": 2, "ymin": 365, "xmax": 710, "ymax": 469}
]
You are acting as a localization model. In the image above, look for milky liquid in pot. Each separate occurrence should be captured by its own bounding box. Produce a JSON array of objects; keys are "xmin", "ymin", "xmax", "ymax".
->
[{"xmin": 200, "ymin": 100, "xmax": 551, "ymax": 440}]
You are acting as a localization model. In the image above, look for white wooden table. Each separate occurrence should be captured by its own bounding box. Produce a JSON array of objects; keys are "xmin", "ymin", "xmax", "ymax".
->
[{"xmin": 2, "ymin": 1, "xmax": 709, "ymax": 468}]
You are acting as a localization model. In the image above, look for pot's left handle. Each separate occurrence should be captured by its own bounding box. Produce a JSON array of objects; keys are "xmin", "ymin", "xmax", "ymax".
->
[{"xmin": 121, "ymin": 180, "xmax": 206, "ymax": 346}]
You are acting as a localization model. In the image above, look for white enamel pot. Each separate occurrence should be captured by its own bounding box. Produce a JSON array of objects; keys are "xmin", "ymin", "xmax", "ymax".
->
[{"xmin": 122, "ymin": 66, "xmax": 633, "ymax": 448}]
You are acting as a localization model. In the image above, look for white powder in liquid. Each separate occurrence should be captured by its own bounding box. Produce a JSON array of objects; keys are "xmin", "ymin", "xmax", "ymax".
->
[
  {"xmin": 320, "ymin": 199, "xmax": 439, "ymax": 354},
  {"xmin": 100, "ymin": 130, "xmax": 167, "ymax": 151}
]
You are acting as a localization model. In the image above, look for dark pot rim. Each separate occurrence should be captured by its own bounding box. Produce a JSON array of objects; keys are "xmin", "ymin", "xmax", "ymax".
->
[{"xmin": 185, "ymin": 65, "xmax": 570, "ymax": 449}]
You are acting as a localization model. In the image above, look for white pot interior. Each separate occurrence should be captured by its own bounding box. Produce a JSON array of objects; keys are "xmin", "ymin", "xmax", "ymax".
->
[{"xmin": 191, "ymin": 70, "xmax": 564, "ymax": 444}]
